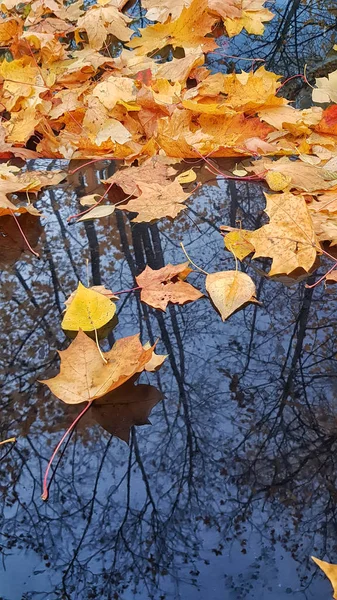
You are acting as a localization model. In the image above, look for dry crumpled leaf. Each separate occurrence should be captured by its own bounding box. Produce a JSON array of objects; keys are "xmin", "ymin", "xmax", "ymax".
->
[
  {"xmin": 206, "ymin": 270, "xmax": 258, "ymax": 320},
  {"xmin": 312, "ymin": 556, "xmax": 337, "ymax": 599},
  {"xmin": 136, "ymin": 262, "xmax": 203, "ymax": 311},
  {"xmin": 76, "ymin": 4, "xmax": 131, "ymax": 49},
  {"xmin": 91, "ymin": 378, "xmax": 163, "ymax": 443},
  {"xmin": 40, "ymin": 331, "xmax": 155, "ymax": 404},
  {"xmin": 61, "ymin": 282, "xmax": 116, "ymax": 331}
]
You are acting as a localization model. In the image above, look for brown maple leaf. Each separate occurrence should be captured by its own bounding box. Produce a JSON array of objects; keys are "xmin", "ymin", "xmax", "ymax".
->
[
  {"xmin": 136, "ymin": 262, "xmax": 203, "ymax": 310},
  {"xmin": 40, "ymin": 331, "xmax": 155, "ymax": 404}
]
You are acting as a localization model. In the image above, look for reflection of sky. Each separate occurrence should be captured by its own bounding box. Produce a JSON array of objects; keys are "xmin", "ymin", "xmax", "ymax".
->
[{"xmin": 0, "ymin": 160, "xmax": 336, "ymax": 599}]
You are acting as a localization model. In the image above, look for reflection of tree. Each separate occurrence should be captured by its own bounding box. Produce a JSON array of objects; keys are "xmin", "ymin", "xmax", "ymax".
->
[{"xmin": 1, "ymin": 161, "xmax": 337, "ymax": 599}]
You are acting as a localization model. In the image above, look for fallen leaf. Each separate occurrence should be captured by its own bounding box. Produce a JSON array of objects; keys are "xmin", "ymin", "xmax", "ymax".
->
[
  {"xmin": 61, "ymin": 281, "xmax": 116, "ymax": 331},
  {"xmin": 91, "ymin": 379, "xmax": 163, "ymax": 443},
  {"xmin": 143, "ymin": 342, "xmax": 168, "ymax": 371},
  {"xmin": 64, "ymin": 285, "xmax": 118, "ymax": 308},
  {"xmin": 224, "ymin": 229, "xmax": 255, "ymax": 261},
  {"xmin": 177, "ymin": 168, "xmax": 197, "ymax": 184},
  {"xmin": 77, "ymin": 204, "xmax": 115, "ymax": 221},
  {"xmin": 249, "ymin": 192, "xmax": 319, "ymax": 275},
  {"xmin": 40, "ymin": 331, "xmax": 155, "ymax": 404},
  {"xmin": 312, "ymin": 556, "xmax": 337, "ymax": 599},
  {"xmin": 136, "ymin": 262, "xmax": 203, "ymax": 310},
  {"xmin": 206, "ymin": 270, "xmax": 258, "ymax": 320},
  {"xmin": 118, "ymin": 179, "xmax": 194, "ymax": 222}
]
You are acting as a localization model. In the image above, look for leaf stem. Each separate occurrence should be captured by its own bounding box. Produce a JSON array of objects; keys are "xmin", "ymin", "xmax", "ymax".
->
[
  {"xmin": 180, "ymin": 242, "xmax": 209, "ymax": 276},
  {"xmin": 10, "ymin": 210, "xmax": 40, "ymax": 258},
  {"xmin": 0, "ymin": 437, "xmax": 16, "ymax": 446},
  {"xmin": 41, "ymin": 400, "xmax": 93, "ymax": 501},
  {"xmin": 113, "ymin": 286, "xmax": 141, "ymax": 295},
  {"xmin": 94, "ymin": 328, "xmax": 107, "ymax": 364}
]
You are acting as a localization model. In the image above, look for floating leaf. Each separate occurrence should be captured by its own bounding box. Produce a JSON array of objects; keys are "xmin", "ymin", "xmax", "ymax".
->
[
  {"xmin": 206, "ymin": 270, "xmax": 258, "ymax": 320},
  {"xmin": 61, "ymin": 282, "xmax": 116, "ymax": 332},
  {"xmin": 312, "ymin": 556, "xmax": 337, "ymax": 599},
  {"xmin": 136, "ymin": 262, "xmax": 203, "ymax": 311},
  {"xmin": 40, "ymin": 331, "xmax": 155, "ymax": 405},
  {"xmin": 77, "ymin": 204, "xmax": 115, "ymax": 221}
]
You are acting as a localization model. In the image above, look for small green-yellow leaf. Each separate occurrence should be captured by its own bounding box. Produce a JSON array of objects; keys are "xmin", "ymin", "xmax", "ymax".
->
[
  {"xmin": 312, "ymin": 556, "xmax": 337, "ymax": 599},
  {"xmin": 266, "ymin": 170, "xmax": 292, "ymax": 191},
  {"xmin": 206, "ymin": 270, "xmax": 258, "ymax": 321},
  {"xmin": 177, "ymin": 169, "xmax": 196, "ymax": 184},
  {"xmin": 224, "ymin": 230, "xmax": 255, "ymax": 261},
  {"xmin": 61, "ymin": 282, "xmax": 116, "ymax": 332}
]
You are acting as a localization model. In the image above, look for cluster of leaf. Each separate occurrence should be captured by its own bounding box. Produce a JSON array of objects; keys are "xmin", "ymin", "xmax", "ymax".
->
[{"xmin": 0, "ymin": 0, "xmax": 280, "ymax": 159}]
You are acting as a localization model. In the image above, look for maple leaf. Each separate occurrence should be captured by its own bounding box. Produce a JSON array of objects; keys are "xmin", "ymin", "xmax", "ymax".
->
[
  {"xmin": 312, "ymin": 557, "xmax": 337, "ymax": 599},
  {"xmin": 91, "ymin": 379, "xmax": 163, "ymax": 443},
  {"xmin": 118, "ymin": 179, "xmax": 194, "ymax": 222},
  {"xmin": 127, "ymin": 0, "xmax": 218, "ymax": 55},
  {"xmin": 136, "ymin": 262, "xmax": 203, "ymax": 310},
  {"xmin": 249, "ymin": 157, "xmax": 337, "ymax": 193},
  {"xmin": 223, "ymin": 0, "xmax": 274, "ymax": 37},
  {"xmin": 103, "ymin": 159, "xmax": 177, "ymax": 196},
  {"xmin": 76, "ymin": 5, "xmax": 131, "ymax": 49},
  {"xmin": 40, "ymin": 331, "xmax": 155, "ymax": 404},
  {"xmin": 312, "ymin": 69, "xmax": 337, "ymax": 104},
  {"xmin": 61, "ymin": 282, "xmax": 117, "ymax": 332},
  {"xmin": 206, "ymin": 270, "xmax": 258, "ymax": 320},
  {"xmin": 247, "ymin": 192, "xmax": 319, "ymax": 276}
]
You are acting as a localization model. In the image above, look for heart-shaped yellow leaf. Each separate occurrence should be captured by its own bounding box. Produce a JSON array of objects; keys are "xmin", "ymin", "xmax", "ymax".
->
[
  {"xmin": 61, "ymin": 282, "xmax": 116, "ymax": 332},
  {"xmin": 206, "ymin": 270, "xmax": 258, "ymax": 321}
]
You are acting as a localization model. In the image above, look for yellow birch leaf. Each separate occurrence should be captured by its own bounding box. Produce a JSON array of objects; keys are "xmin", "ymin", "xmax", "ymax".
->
[
  {"xmin": 265, "ymin": 170, "xmax": 292, "ymax": 191},
  {"xmin": 224, "ymin": 230, "xmax": 255, "ymax": 261},
  {"xmin": 312, "ymin": 557, "xmax": 337, "ymax": 599},
  {"xmin": 206, "ymin": 270, "xmax": 258, "ymax": 321},
  {"xmin": 61, "ymin": 281, "xmax": 116, "ymax": 331}
]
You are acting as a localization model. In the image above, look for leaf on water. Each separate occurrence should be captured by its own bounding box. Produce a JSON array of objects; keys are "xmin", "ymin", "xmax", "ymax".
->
[
  {"xmin": 79, "ymin": 194, "xmax": 101, "ymax": 206},
  {"xmin": 224, "ymin": 229, "xmax": 255, "ymax": 261},
  {"xmin": 177, "ymin": 168, "xmax": 197, "ymax": 184},
  {"xmin": 312, "ymin": 556, "xmax": 337, "ymax": 599},
  {"xmin": 118, "ymin": 179, "xmax": 194, "ymax": 223},
  {"xmin": 136, "ymin": 262, "xmax": 203, "ymax": 311},
  {"xmin": 206, "ymin": 270, "xmax": 258, "ymax": 321},
  {"xmin": 77, "ymin": 204, "xmax": 115, "ymax": 221},
  {"xmin": 91, "ymin": 379, "xmax": 163, "ymax": 443},
  {"xmin": 61, "ymin": 281, "xmax": 116, "ymax": 332},
  {"xmin": 143, "ymin": 342, "xmax": 168, "ymax": 371},
  {"xmin": 40, "ymin": 331, "xmax": 158, "ymax": 405}
]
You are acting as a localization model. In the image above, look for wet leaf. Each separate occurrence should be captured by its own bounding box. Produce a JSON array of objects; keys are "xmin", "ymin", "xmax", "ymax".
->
[
  {"xmin": 77, "ymin": 204, "xmax": 115, "ymax": 221},
  {"xmin": 136, "ymin": 262, "xmax": 203, "ymax": 311},
  {"xmin": 312, "ymin": 556, "xmax": 337, "ymax": 599},
  {"xmin": 206, "ymin": 270, "xmax": 258, "ymax": 320},
  {"xmin": 61, "ymin": 282, "xmax": 116, "ymax": 332},
  {"xmin": 40, "ymin": 331, "xmax": 155, "ymax": 405}
]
